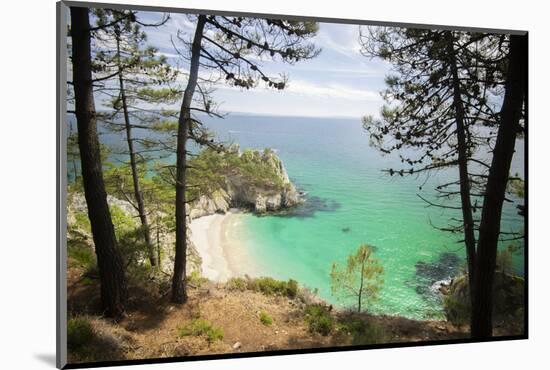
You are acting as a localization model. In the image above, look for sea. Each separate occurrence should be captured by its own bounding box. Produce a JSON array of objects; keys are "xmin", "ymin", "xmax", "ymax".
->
[
  {"xmin": 200, "ymin": 114, "xmax": 525, "ymax": 320},
  {"xmin": 70, "ymin": 113, "xmax": 525, "ymax": 320}
]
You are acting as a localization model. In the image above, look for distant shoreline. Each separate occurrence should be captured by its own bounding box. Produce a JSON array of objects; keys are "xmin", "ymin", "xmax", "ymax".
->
[{"xmin": 189, "ymin": 211, "xmax": 259, "ymax": 281}]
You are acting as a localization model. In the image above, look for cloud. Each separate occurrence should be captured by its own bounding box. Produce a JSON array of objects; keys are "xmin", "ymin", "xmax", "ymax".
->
[{"xmin": 285, "ymin": 79, "xmax": 380, "ymax": 101}]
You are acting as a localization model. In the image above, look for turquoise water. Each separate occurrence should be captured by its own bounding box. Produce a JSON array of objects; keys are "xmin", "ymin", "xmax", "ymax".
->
[
  {"xmin": 76, "ymin": 113, "xmax": 525, "ymax": 320},
  {"xmin": 202, "ymin": 114, "xmax": 525, "ymax": 320}
]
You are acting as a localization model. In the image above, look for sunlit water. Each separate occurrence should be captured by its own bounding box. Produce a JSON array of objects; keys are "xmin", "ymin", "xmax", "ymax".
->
[
  {"xmin": 202, "ymin": 114, "xmax": 525, "ymax": 320},
  {"xmin": 73, "ymin": 113, "xmax": 525, "ymax": 320}
]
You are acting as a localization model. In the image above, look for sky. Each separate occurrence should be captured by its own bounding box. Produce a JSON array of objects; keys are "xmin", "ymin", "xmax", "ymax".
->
[{"xmin": 136, "ymin": 11, "xmax": 392, "ymax": 119}]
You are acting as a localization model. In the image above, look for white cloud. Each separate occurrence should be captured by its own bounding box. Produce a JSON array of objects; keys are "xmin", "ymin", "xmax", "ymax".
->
[{"xmin": 286, "ymin": 79, "xmax": 380, "ymax": 101}]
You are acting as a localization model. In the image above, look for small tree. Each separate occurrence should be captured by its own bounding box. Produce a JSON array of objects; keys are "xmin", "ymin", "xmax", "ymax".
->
[{"xmin": 330, "ymin": 244, "xmax": 384, "ymax": 313}]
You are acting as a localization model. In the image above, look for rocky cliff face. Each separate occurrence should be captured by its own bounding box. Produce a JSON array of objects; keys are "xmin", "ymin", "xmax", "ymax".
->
[{"xmin": 189, "ymin": 148, "xmax": 302, "ymax": 218}]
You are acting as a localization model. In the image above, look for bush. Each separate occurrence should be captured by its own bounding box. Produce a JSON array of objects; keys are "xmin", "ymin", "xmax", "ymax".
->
[
  {"xmin": 443, "ymin": 295, "xmax": 470, "ymax": 325},
  {"xmin": 67, "ymin": 317, "xmax": 95, "ymax": 350},
  {"xmin": 68, "ymin": 240, "xmax": 96, "ymax": 269},
  {"xmin": 286, "ymin": 279, "xmax": 298, "ymax": 299},
  {"xmin": 226, "ymin": 277, "xmax": 247, "ymax": 291},
  {"xmin": 249, "ymin": 277, "xmax": 299, "ymax": 299},
  {"xmin": 259, "ymin": 310, "xmax": 273, "ymax": 326},
  {"xmin": 178, "ymin": 319, "xmax": 224, "ymax": 344},
  {"xmin": 337, "ymin": 316, "xmax": 386, "ymax": 344},
  {"xmin": 73, "ymin": 212, "xmax": 91, "ymax": 233},
  {"xmin": 206, "ymin": 326, "xmax": 224, "ymax": 343},
  {"xmin": 304, "ymin": 304, "xmax": 334, "ymax": 336},
  {"xmin": 188, "ymin": 270, "xmax": 208, "ymax": 288}
]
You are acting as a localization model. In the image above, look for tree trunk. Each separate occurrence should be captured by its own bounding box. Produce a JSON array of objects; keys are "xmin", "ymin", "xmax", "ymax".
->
[
  {"xmin": 447, "ymin": 32, "xmax": 477, "ymax": 306},
  {"xmin": 171, "ymin": 15, "xmax": 207, "ymax": 303},
  {"xmin": 357, "ymin": 253, "xmax": 365, "ymax": 313},
  {"xmin": 115, "ymin": 34, "xmax": 157, "ymax": 267},
  {"xmin": 471, "ymin": 34, "xmax": 527, "ymax": 338},
  {"xmin": 70, "ymin": 7, "xmax": 127, "ymax": 318}
]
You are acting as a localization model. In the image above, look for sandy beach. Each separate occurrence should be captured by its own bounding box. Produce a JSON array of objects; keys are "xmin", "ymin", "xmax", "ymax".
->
[{"xmin": 189, "ymin": 211, "xmax": 259, "ymax": 282}]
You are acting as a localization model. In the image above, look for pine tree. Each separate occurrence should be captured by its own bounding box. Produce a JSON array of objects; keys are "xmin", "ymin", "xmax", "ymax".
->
[
  {"xmin": 69, "ymin": 7, "xmax": 127, "ymax": 318},
  {"xmin": 87, "ymin": 9, "xmax": 176, "ymax": 268},
  {"xmin": 170, "ymin": 15, "xmax": 320, "ymax": 303},
  {"xmin": 330, "ymin": 244, "xmax": 384, "ymax": 313},
  {"xmin": 360, "ymin": 27, "xmax": 525, "ymax": 336},
  {"xmin": 471, "ymin": 34, "xmax": 527, "ymax": 338}
]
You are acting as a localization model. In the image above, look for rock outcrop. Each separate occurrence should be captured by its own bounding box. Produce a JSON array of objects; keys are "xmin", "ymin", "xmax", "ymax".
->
[
  {"xmin": 440, "ymin": 272, "xmax": 525, "ymax": 326},
  {"xmin": 189, "ymin": 148, "xmax": 302, "ymax": 217}
]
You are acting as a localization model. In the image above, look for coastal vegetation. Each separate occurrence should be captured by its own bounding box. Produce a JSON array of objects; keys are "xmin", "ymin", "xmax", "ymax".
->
[
  {"xmin": 66, "ymin": 5, "xmax": 525, "ymax": 364},
  {"xmin": 330, "ymin": 244, "xmax": 384, "ymax": 313},
  {"xmin": 360, "ymin": 28, "xmax": 526, "ymax": 337}
]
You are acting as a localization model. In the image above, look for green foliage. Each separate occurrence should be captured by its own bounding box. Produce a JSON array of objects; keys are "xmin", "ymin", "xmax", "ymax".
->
[
  {"xmin": 225, "ymin": 276, "xmax": 299, "ymax": 298},
  {"xmin": 226, "ymin": 277, "xmax": 248, "ymax": 291},
  {"xmin": 259, "ymin": 310, "xmax": 273, "ymax": 326},
  {"xmin": 73, "ymin": 212, "xmax": 91, "ymax": 233},
  {"xmin": 249, "ymin": 277, "xmax": 299, "ymax": 298},
  {"xmin": 330, "ymin": 244, "xmax": 384, "ymax": 312},
  {"xmin": 443, "ymin": 295, "xmax": 470, "ymax": 325},
  {"xmin": 67, "ymin": 239, "xmax": 96, "ymax": 270},
  {"xmin": 110, "ymin": 205, "xmax": 137, "ymax": 236},
  {"xmin": 497, "ymin": 244, "xmax": 523, "ymax": 274},
  {"xmin": 136, "ymin": 87, "xmax": 180, "ymax": 104},
  {"xmin": 304, "ymin": 304, "xmax": 335, "ymax": 336},
  {"xmin": 337, "ymin": 316, "xmax": 387, "ymax": 344},
  {"xmin": 67, "ymin": 317, "xmax": 95, "ymax": 350},
  {"xmin": 188, "ymin": 270, "xmax": 208, "ymax": 287},
  {"xmin": 178, "ymin": 319, "xmax": 224, "ymax": 343},
  {"xmin": 508, "ymin": 176, "xmax": 525, "ymax": 198},
  {"xmin": 183, "ymin": 147, "xmax": 287, "ymax": 204},
  {"xmin": 286, "ymin": 279, "xmax": 299, "ymax": 299}
]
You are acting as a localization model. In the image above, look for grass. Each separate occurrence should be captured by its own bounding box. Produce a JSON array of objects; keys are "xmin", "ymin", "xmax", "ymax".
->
[
  {"xmin": 67, "ymin": 317, "xmax": 95, "ymax": 350},
  {"xmin": 259, "ymin": 310, "xmax": 273, "ymax": 326},
  {"xmin": 178, "ymin": 319, "xmax": 224, "ymax": 344}
]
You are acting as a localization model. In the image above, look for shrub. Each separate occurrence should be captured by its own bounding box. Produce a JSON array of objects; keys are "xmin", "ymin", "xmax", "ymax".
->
[
  {"xmin": 226, "ymin": 277, "xmax": 247, "ymax": 291},
  {"xmin": 304, "ymin": 304, "xmax": 334, "ymax": 336},
  {"xmin": 259, "ymin": 310, "xmax": 273, "ymax": 326},
  {"xmin": 67, "ymin": 317, "xmax": 95, "ymax": 350},
  {"xmin": 206, "ymin": 326, "xmax": 224, "ymax": 343},
  {"xmin": 73, "ymin": 212, "xmax": 91, "ymax": 233},
  {"xmin": 286, "ymin": 279, "xmax": 298, "ymax": 299},
  {"xmin": 67, "ymin": 240, "xmax": 96, "ymax": 269},
  {"xmin": 250, "ymin": 277, "xmax": 299, "ymax": 299},
  {"xmin": 188, "ymin": 270, "xmax": 208, "ymax": 288},
  {"xmin": 178, "ymin": 319, "xmax": 224, "ymax": 344},
  {"xmin": 443, "ymin": 296, "xmax": 470, "ymax": 325},
  {"xmin": 337, "ymin": 316, "xmax": 386, "ymax": 344}
]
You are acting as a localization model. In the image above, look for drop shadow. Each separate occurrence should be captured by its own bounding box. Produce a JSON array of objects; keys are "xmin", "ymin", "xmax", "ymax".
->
[{"xmin": 33, "ymin": 353, "xmax": 56, "ymax": 367}]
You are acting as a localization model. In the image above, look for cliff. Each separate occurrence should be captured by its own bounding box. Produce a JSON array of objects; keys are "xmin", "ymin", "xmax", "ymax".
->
[{"xmin": 188, "ymin": 146, "xmax": 302, "ymax": 219}]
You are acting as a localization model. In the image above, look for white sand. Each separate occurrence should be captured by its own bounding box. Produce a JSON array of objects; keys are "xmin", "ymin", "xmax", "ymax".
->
[{"xmin": 189, "ymin": 211, "xmax": 259, "ymax": 282}]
